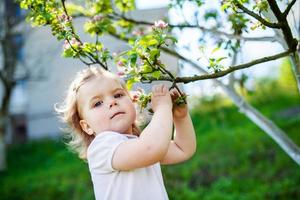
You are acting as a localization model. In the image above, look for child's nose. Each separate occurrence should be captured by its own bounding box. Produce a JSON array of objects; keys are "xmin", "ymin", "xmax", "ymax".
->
[{"xmin": 109, "ymin": 99, "xmax": 118, "ymax": 108}]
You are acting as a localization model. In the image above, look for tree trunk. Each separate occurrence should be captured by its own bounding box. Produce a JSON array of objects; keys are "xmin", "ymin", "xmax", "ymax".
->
[
  {"xmin": 0, "ymin": 109, "xmax": 9, "ymax": 171},
  {"xmin": 218, "ymin": 83, "xmax": 300, "ymax": 164},
  {"xmin": 0, "ymin": 83, "xmax": 13, "ymax": 171},
  {"xmin": 272, "ymin": 28, "xmax": 300, "ymax": 93},
  {"xmin": 260, "ymin": 4, "xmax": 300, "ymax": 93},
  {"xmin": 0, "ymin": 133, "xmax": 6, "ymax": 171},
  {"xmin": 290, "ymin": 52, "xmax": 300, "ymax": 93},
  {"xmin": 0, "ymin": 0, "xmax": 20, "ymax": 171}
]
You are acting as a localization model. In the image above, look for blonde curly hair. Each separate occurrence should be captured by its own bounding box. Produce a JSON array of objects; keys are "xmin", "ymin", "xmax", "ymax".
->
[{"xmin": 55, "ymin": 66, "xmax": 140, "ymax": 160}]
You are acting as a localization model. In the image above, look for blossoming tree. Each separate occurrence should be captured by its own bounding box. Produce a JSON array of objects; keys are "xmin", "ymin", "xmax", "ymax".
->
[{"xmin": 14, "ymin": 0, "xmax": 300, "ymax": 166}]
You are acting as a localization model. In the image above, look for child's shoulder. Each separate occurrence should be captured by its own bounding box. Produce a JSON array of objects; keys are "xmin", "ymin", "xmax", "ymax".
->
[{"xmin": 86, "ymin": 131, "xmax": 139, "ymax": 165}]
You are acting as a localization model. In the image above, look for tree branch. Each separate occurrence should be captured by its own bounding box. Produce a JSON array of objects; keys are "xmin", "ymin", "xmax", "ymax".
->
[
  {"xmin": 235, "ymin": 2, "xmax": 282, "ymax": 29},
  {"xmin": 107, "ymin": 31, "xmax": 292, "ymax": 85},
  {"xmin": 63, "ymin": 12, "xmax": 272, "ymax": 42},
  {"xmin": 60, "ymin": 0, "xmax": 108, "ymax": 70},
  {"xmin": 108, "ymin": 12, "xmax": 276, "ymax": 42},
  {"xmin": 283, "ymin": 0, "xmax": 297, "ymax": 18},
  {"xmin": 144, "ymin": 49, "xmax": 293, "ymax": 83},
  {"xmin": 267, "ymin": 0, "xmax": 298, "ymax": 51},
  {"xmin": 0, "ymin": 71, "xmax": 6, "ymax": 85}
]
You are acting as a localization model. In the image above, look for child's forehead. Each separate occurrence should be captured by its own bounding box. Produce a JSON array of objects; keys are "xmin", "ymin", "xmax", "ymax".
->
[{"xmin": 79, "ymin": 75, "xmax": 124, "ymax": 94}]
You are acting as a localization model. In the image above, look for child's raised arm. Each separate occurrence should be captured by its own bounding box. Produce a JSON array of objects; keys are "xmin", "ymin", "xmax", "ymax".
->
[
  {"xmin": 111, "ymin": 85, "xmax": 173, "ymax": 171},
  {"xmin": 160, "ymin": 89, "xmax": 196, "ymax": 165}
]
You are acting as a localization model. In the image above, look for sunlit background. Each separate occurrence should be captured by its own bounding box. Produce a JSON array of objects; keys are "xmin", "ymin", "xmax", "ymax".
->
[{"xmin": 1, "ymin": 0, "xmax": 300, "ymax": 199}]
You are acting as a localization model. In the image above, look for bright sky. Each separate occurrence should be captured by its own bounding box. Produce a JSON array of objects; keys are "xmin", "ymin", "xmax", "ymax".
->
[
  {"xmin": 134, "ymin": 0, "xmax": 299, "ymax": 97},
  {"xmin": 135, "ymin": 0, "xmax": 170, "ymax": 9}
]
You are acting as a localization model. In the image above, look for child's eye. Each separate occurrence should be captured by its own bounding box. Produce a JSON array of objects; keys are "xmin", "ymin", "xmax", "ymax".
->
[
  {"xmin": 114, "ymin": 93, "xmax": 124, "ymax": 98},
  {"xmin": 94, "ymin": 100, "xmax": 103, "ymax": 107}
]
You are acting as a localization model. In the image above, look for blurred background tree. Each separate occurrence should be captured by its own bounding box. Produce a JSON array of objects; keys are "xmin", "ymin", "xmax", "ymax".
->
[
  {"xmin": 0, "ymin": 0, "xmax": 26, "ymax": 171},
  {"xmin": 0, "ymin": 0, "xmax": 299, "ymax": 199},
  {"xmin": 13, "ymin": 0, "xmax": 299, "ymax": 166}
]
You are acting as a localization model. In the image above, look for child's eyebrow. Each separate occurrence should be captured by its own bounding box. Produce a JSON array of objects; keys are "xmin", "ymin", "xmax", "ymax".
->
[{"xmin": 112, "ymin": 88, "xmax": 125, "ymax": 93}]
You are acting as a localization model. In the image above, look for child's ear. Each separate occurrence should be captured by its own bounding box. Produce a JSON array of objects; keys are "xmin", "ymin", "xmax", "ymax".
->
[{"xmin": 79, "ymin": 120, "xmax": 94, "ymax": 135}]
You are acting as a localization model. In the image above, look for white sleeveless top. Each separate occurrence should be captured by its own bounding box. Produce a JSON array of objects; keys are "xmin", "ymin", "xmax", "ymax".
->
[{"xmin": 87, "ymin": 131, "xmax": 169, "ymax": 200}]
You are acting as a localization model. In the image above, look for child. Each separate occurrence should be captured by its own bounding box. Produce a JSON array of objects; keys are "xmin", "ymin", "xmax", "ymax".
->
[{"xmin": 56, "ymin": 66, "xmax": 196, "ymax": 200}]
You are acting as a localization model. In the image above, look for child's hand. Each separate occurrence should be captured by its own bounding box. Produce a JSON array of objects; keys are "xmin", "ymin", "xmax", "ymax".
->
[
  {"xmin": 170, "ymin": 89, "xmax": 188, "ymax": 119},
  {"xmin": 151, "ymin": 85, "xmax": 172, "ymax": 112}
]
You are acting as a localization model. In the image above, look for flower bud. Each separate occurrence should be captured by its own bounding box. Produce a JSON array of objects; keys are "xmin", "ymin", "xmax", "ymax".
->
[
  {"xmin": 154, "ymin": 20, "xmax": 168, "ymax": 29},
  {"xmin": 63, "ymin": 40, "xmax": 70, "ymax": 49},
  {"xmin": 117, "ymin": 60, "xmax": 125, "ymax": 67},
  {"xmin": 132, "ymin": 94, "xmax": 140, "ymax": 102},
  {"xmin": 117, "ymin": 71, "xmax": 125, "ymax": 76},
  {"xmin": 93, "ymin": 15, "xmax": 103, "ymax": 22},
  {"xmin": 70, "ymin": 38, "xmax": 81, "ymax": 46}
]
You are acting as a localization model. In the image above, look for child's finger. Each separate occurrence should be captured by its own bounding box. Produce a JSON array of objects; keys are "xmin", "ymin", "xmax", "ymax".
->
[
  {"xmin": 170, "ymin": 93, "xmax": 178, "ymax": 100},
  {"xmin": 170, "ymin": 89, "xmax": 179, "ymax": 99},
  {"xmin": 171, "ymin": 89, "xmax": 179, "ymax": 96},
  {"xmin": 152, "ymin": 85, "xmax": 161, "ymax": 94},
  {"xmin": 152, "ymin": 84, "xmax": 167, "ymax": 96},
  {"xmin": 162, "ymin": 85, "xmax": 168, "ymax": 94}
]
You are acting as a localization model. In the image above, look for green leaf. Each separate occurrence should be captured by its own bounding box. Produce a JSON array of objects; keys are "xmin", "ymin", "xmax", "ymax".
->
[
  {"xmin": 151, "ymin": 71, "xmax": 161, "ymax": 79},
  {"xmin": 93, "ymin": 0, "xmax": 113, "ymax": 14},
  {"xmin": 126, "ymin": 76, "xmax": 140, "ymax": 90},
  {"xmin": 107, "ymin": 25, "xmax": 116, "ymax": 34},
  {"xmin": 140, "ymin": 65, "xmax": 153, "ymax": 73},
  {"xmin": 216, "ymin": 57, "xmax": 227, "ymax": 63},
  {"xmin": 149, "ymin": 48, "xmax": 160, "ymax": 60},
  {"xmin": 65, "ymin": 3, "xmax": 90, "ymax": 16},
  {"xmin": 148, "ymin": 39, "xmax": 158, "ymax": 46},
  {"xmin": 129, "ymin": 53, "xmax": 138, "ymax": 66},
  {"xmin": 204, "ymin": 10, "xmax": 218, "ymax": 21},
  {"xmin": 115, "ymin": 0, "xmax": 135, "ymax": 12},
  {"xmin": 211, "ymin": 47, "xmax": 220, "ymax": 54},
  {"xmin": 62, "ymin": 48, "xmax": 75, "ymax": 58}
]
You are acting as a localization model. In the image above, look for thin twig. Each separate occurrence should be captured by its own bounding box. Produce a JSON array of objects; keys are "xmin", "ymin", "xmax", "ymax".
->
[
  {"xmin": 60, "ymin": 0, "xmax": 108, "ymax": 70},
  {"xmin": 283, "ymin": 0, "xmax": 297, "ymax": 18},
  {"xmin": 235, "ymin": 2, "xmax": 282, "ymax": 29},
  {"xmin": 73, "ymin": 12, "xmax": 276, "ymax": 42}
]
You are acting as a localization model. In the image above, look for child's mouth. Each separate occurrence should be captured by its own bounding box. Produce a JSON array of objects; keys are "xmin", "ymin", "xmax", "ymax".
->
[{"xmin": 110, "ymin": 112, "xmax": 125, "ymax": 119}]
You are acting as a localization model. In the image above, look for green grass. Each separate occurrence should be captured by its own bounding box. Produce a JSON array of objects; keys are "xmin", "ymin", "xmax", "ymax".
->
[
  {"xmin": 0, "ymin": 140, "xmax": 94, "ymax": 200},
  {"xmin": 1, "ymin": 85, "xmax": 300, "ymax": 200},
  {"xmin": 162, "ymin": 85, "xmax": 300, "ymax": 200}
]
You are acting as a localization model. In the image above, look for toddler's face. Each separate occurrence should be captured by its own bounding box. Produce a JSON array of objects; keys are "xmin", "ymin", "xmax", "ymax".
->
[{"xmin": 77, "ymin": 76, "xmax": 136, "ymax": 135}]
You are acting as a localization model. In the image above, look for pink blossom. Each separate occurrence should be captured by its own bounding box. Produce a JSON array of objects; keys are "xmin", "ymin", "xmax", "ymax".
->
[
  {"xmin": 58, "ymin": 13, "xmax": 67, "ymax": 21},
  {"xmin": 70, "ymin": 38, "xmax": 76, "ymax": 45},
  {"xmin": 58, "ymin": 13, "xmax": 72, "ymax": 22},
  {"xmin": 70, "ymin": 38, "xmax": 81, "ymax": 46},
  {"xmin": 117, "ymin": 60, "xmax": 125, "ymax": 67},
  {"xmin": 132, "ymin": 94, "xmax": 140, "ymax": 102},
  {"xmin": 63, "ymin": 40, "xmax": 70, "ymax": 49},
  {"xmin": 154, "ymin": 20, "xmax": 168, "ymax": 29},
  {"xmin": 92, "ymin": 15, "xmax": 103, "ymax": 23},
  {"xmin": 132, "ymin": 30, "xmax": 144, "ymax": 36},
  {"xmin": 117, "ymin": 71, "xmax": 125, "ymax": 76}
]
